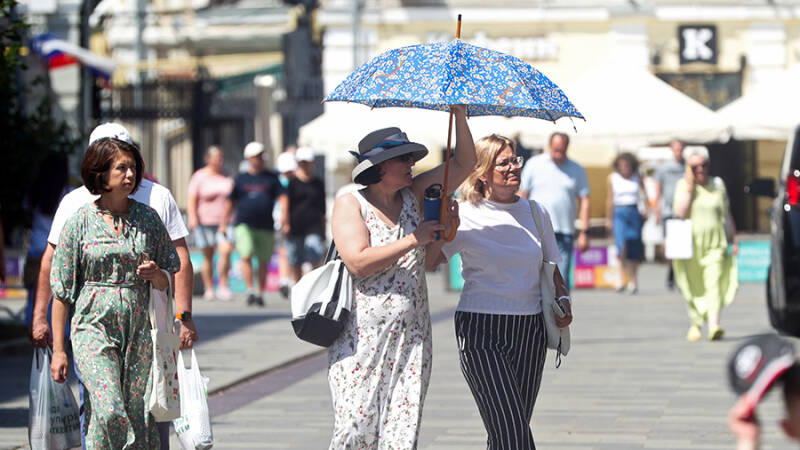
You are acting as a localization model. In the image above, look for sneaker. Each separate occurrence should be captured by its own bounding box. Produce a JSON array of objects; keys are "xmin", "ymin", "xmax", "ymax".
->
[
  {"xmin": 217, "ymin": 286, "xmax": 233, "ymax": 301},
  {"xmin": 255, "ymin": 294, "xmax": 265, "ymax": 307},
  {"xmin": 246, "ymin": 294, "xmax": 258, "ymax": 306},
  {"xmin": 709, "ymin": 326, "xmax": 725, "ymax": 341},
  {"xmin": 626, "ymin": 284, "xmax": 638, "ymax": 295},
  {"xmin": 687, "ymin": 325, "xmax": 702, "ymax": 342},
  {"xmin": 202, "ymin": 289, "xmax": 215, "ymax": 301},
  {"xmin": 279, "ymin": 284, "xmax": 290, "ymax": 299}
]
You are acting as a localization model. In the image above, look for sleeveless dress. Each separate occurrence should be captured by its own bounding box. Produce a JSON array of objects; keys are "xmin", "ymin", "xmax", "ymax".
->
[
  {"xmin": 672, "ymin": 177, "xmax": 738, "ymax": 325},
  {"xmin": 328, "ymin": 188, "xmax": 433, "ymax": 449}
]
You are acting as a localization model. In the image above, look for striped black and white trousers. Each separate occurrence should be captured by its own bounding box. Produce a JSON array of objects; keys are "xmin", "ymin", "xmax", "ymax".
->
[{"xmin": 455, "ymin": 311, "xmax": 547, "ymax": 450}]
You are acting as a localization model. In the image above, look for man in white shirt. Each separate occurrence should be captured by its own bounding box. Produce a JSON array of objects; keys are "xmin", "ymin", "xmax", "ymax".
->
[
  {"xmin": 518, "ymin": 132, "xmax": 591, "ymax": 288},
  {"xmin": 30, "ymin": 123, "xmax": 196, "ymax": 450}
]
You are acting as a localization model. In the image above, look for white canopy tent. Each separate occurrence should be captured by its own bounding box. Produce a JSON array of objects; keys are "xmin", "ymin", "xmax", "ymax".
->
[
  {"xmin": 481, "ymin": 64, "xmax": 731, "ymax": 151},
  {"xmin": 297, "ymin": 102, "xmax": 520, "ymax": 170},
  {"xmin": 717, "ymin": 69, "xmax": 800, "ymax": 141}
]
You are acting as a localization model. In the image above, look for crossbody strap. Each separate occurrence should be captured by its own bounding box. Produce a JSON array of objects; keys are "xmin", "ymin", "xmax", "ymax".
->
[
  {"xmin": 326, "ymin": 190, "xmax": 370, "ymax": 263},
  {"xmin": 528, "ymin": 200, "xmax": 546, "ymax": 256}
]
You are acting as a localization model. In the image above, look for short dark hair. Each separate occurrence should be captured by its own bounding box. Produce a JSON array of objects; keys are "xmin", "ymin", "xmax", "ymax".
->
[
  {"xmin": 81, "ymin": 138, "xmax": 144, "ymax": 195},
  {"xmin": 613, "ymin": 152, "xmax": 640, "ymax": 174},
  {"xmin": 549, "ymin": 132, "xmax": 570, "ymax": 147},
  {"xmin": 355, "ymin": 165, "xmax": 383, "ymax": 185}
]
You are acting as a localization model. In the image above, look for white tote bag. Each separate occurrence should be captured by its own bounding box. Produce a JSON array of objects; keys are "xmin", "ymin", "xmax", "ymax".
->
[
  {"xmin": 529, "ymin": 201, "xmax": 571, "ymax": 360},
  {"xmin": 147, "ymin": 270, "xmax": 181, "ymax": 422},
  {"xmin": 173, "ymin": 350, "xmax": 213, "ymax": 450},
  {"xmin": 664, "ymin": 218, "xmax": 693, "ymax": 260}
]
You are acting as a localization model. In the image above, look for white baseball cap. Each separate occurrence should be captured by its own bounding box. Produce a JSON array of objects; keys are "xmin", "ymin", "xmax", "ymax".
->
[
  {"xmin": 89, "ymin": 123, "xmax": 134, "ymax": 147},
  {"xmin": 276, "ymin": 152, "xmax": 298, "ymax": 173},
  {"xmin": 295, "ymin": 146, "xmax": 315, "ymax": 162},
  {"xmin": 243, "ymin": 141, "xmax": 265, "ymax": 158}
]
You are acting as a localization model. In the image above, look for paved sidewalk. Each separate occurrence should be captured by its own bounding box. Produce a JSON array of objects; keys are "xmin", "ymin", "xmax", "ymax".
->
[{"xmin": 1, "ymin": 264, "xmax": 794, "ymax": 449}]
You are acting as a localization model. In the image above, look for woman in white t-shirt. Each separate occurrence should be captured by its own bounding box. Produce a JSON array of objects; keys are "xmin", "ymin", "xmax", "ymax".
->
[{"xmin": 431, "ymin": 134, "xmax": 573, "ymax": 449}]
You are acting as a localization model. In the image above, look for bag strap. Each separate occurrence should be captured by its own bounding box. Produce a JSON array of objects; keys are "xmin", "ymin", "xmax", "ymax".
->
[
  {"xmin": 327, "ymin": 190, "xmax": 371, "ymax": 263},
  {"xmin": 529, "ymin": 200, "xmax": 564, "ymax": 365},
  {"xmin": 148, "ymin": 269, "xmax": 175, "ymax": 334}
]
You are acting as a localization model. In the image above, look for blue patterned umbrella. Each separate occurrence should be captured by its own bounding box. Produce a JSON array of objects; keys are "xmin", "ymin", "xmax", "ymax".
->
[{"xmin": 325, "ymin": 39, "xmax": 583, "ymax": 122}]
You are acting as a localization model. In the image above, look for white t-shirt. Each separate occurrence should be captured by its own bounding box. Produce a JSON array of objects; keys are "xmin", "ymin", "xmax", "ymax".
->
[
  {"xmin": 48, "ymin": 179, "xmax": 189, "ymax": 245},
  {"xmin": 441, "ymin": 198, "xmax": 561, "ymax": 315},
  {"xmin": 611, "ymin": 172, "xmax": 640, "ymax": 206}
]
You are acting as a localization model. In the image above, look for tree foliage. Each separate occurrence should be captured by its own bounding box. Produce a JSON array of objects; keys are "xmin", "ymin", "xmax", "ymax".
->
[{"xmin": 1, "ymin": 0, "xmax": 80, "ymax": 245}]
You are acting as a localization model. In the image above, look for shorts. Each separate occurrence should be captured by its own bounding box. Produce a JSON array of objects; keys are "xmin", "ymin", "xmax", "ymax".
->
[
  {"xmin": 193, "ymin": 224, "xmax": 234, "ymax": 249},
  {"xmin": 286, "ymin": 233, "xmax": 325, "ymax": 267},
  {"xmin": 234, "ymin": 224, "xmax": 275, "ymax": 261}
]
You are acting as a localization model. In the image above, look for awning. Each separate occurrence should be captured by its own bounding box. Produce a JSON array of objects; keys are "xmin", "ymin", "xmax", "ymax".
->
[{"xmin": 717, "ymin": 69, "xmax": 800, "ymax": 141}]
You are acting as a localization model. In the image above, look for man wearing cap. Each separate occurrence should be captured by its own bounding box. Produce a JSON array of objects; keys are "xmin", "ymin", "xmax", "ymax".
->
[
  {"xmin": 220, "ymin": 141, "xmax": 288, "ymax": 306},
  {"xmin": 286, "ymin": 146, "xmax": 326, "ymax": 283},
  {"xmin": 30, "ymin": 122, "xmax": 197, "ymax": 449}
]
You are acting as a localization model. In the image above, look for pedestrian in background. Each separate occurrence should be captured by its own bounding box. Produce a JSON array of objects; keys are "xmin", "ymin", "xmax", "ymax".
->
[
  {"xmin": 432, "ymin": 134, "xmax": 572, "ymax": 449},
  {"xmin": 673, "ymin": 146, "xmax": 738, "ymax": 342},
  {"xmin": 220, "ymin": 142, "xmax": 287, "ymax": 307},
  {"xmin": 328, "ymin": 105, "xmax": 474, "ymax": 448},
  {"xmin": 606, "ymin": 152, "xmax": 647, "ymax": 294},
  {"xmin": 275, "ymin": 150, "xmax": 297, "ymax": 298},
  {"xmin": 50, "ymin": 134, "xmax": 180, "ymax": 448},
  {"xmin": 187, "ymin": 145, "xmax": 234, "ymax": 300},
  {"xmin": 22, "ymin": 152, "xmax": 70, "ymax": 333},
  {"xmin": 518, "ymin": 132, "xmax": 590, "ymax": 289},
  {"xmin": 286, "ymin": 146, "xmax": 326, "ymax": 282},
  {"xmin": 653, "ymin": 139, "xmax": 686, "ymax": 290}
]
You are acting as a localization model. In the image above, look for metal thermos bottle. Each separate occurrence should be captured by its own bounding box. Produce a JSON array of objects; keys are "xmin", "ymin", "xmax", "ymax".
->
[{"xmin": 424, "ymin": 183, "xmax": 443, "ymax": 240}]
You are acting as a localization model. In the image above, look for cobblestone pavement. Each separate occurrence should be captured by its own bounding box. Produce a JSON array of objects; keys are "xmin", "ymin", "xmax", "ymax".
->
[{"xmin": 2, "ymin": 264, "xmax": 796, "ymax": 449}]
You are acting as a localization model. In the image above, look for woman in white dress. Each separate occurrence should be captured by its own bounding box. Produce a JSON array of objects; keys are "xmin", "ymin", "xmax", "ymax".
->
[{"xmin": 328, "ymin": 105, "xmax": 474, "ymax": 449}]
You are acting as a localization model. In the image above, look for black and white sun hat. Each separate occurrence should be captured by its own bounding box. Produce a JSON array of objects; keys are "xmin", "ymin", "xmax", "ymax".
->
[{"xmin": 350, "ymin": 127, "xmax": 428, "ymax": 184}]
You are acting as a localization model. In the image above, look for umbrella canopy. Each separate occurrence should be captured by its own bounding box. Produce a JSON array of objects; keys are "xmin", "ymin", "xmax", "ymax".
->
[
  {"xmin": 325, "ymin": 39, "xmax": 583, "ymax": 122},
  {"xmin": 718, "ymin": 69, "xmax": 800, "ymax": 141},
  {"xmin": 483, "ymin": 64, "xmax": 729, "ymax": 148}
]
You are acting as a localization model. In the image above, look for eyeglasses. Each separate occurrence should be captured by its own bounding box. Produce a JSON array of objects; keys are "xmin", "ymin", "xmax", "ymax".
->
[
  {"xmin": 690, "ymin": 161, "xmax": 710, "ymax": 171},
  {"xmin": 495, "ymin": 156, "xmax": 524, "ymax": 170}
]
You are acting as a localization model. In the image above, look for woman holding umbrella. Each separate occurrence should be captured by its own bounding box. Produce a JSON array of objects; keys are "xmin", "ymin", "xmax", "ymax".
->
[{"xmin": 328, "ymin": 105, "xmax": 473, "ymax": 448}]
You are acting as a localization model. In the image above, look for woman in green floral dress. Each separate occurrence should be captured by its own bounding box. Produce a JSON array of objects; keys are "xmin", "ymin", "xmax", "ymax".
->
[{"xmin": 50, "ymin": 137, "xmax": 180, "ymax": 449}]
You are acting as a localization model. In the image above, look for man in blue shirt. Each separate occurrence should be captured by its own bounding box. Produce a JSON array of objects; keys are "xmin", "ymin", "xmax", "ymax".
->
[
  {"xmin": 220, "ymin": 142, "xmax": 288, "ymax": 306},
  {"xmin": 518, "ymin": 132, "xmax": 590, "ymax": 289},
  {"xmin": 653, "ymin": 139, "xmax": 686, "ymax": 290}
]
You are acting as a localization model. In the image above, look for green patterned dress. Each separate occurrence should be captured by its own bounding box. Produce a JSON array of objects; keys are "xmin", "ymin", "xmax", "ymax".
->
[{"xmin": 51, "ymin": 200, "xmax": 180, "ymax": 449}]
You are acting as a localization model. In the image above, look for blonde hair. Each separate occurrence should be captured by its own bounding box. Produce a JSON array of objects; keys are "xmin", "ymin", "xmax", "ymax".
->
[{"xmin": 460, "ymin": 134, "xmax": 516, "ymax": 204}]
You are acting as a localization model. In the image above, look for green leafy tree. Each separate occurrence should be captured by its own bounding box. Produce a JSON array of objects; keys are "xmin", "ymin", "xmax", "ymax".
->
[{"xmin": 1, "ymin": 0, "xmax": 80, "ymax": 248}]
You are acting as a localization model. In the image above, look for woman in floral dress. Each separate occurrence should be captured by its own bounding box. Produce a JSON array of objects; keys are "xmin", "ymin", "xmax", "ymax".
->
[
  {"xmin": 329, "ymin": 105, "xmax": 474, "ymax": 448},
  {"xmin": 50, "ymin": 137, "xmax": 179, "ymax": 449}
]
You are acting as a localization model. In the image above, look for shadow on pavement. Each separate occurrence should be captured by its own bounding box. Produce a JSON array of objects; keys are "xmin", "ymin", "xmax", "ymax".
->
[{"xmin": 0, "ymin": 408, "xmax": 28, "ymax": 428}]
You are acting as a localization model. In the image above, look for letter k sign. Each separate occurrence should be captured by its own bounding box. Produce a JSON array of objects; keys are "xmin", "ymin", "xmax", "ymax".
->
[{"xmin": 681, "ymin": 27, "xmax": 715, "ymax": 62}]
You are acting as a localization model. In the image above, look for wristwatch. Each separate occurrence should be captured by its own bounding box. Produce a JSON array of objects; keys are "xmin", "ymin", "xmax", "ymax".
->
[{"xmin": 176, "ymin": 311, "xmax": 192, "ymax": 323}]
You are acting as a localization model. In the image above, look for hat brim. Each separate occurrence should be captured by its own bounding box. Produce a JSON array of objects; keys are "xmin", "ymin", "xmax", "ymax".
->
[{"xmin": 352, "ymin": 143, "xmax": 428, "ymax": 183}]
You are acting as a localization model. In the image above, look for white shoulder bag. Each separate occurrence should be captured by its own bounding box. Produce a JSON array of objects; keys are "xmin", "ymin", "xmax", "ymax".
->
[{"xmin": 529, "ymin": 201, "xmax": 571, "ymax": 365}]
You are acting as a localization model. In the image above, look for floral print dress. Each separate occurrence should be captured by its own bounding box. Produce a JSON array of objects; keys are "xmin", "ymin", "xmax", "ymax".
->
[
  {"xmin": 328, "ymin": 188, "xmax": 433, "ymax": 449},
  {"xmin": 51, "ymin": 200, "xmax": 179, "ymax": 449}
]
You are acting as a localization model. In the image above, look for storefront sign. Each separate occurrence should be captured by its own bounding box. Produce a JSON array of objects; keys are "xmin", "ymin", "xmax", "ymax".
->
[
  {"xmin": 679, "ymin": 25, "xmax": 717, "ymax": 65},
  {"xmin": 427, "ymin": 31, "xmax": 559, "ymax": 61}
]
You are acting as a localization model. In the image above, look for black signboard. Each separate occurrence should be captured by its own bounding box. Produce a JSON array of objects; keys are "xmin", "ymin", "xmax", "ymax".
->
[{"xmin": 679, "ymin": 25, "xmax": 718, "ymax": 65}]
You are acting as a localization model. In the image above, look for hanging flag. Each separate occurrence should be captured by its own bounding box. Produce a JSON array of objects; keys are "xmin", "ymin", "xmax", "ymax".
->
[{"xmin": 31, "ymin": 33, "xmax": 116, "ymax": 80}]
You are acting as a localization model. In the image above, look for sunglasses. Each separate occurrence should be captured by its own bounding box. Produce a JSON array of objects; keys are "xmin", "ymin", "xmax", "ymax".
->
[
  {"xmin": 690, "ymin": 161, "xmax": 710, "ymax": 172},
  {"xmin": 392, "ymin": 153, "xmax": 415, "ymax": 163}
]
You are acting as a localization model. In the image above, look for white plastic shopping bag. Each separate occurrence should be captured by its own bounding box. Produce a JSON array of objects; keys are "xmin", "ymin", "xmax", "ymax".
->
[
  {"xmin": 172, "ymin": 349, "xmax": 213, "ymax": 450},
  {"xmin": 28, "ymin": 348, "xmax": 81, "ymax": 450}
]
